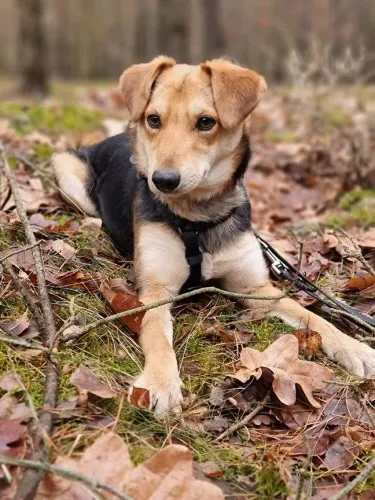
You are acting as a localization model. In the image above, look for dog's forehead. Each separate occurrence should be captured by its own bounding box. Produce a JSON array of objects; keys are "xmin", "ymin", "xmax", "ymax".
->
[{"xmin": 151, "ymin": 64, "xmax": 213, "ymax": 109}]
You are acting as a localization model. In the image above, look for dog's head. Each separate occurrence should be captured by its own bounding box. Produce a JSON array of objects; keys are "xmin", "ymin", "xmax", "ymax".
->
[{"xmin": 119, "ymin": 56, "xmax": 266, "ymax": 200}]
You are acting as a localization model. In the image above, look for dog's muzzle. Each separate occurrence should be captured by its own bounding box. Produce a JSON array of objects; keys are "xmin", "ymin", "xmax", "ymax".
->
[{"xmin": 152, "ymin": 169, "xmax": 180, "ymax": 193}]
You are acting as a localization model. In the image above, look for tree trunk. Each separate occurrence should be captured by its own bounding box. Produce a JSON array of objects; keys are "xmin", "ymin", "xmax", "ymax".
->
[
  {"xmin": 158, "ymin": 0, "xmax": 189, "ymax": 62},
  {"xmin": 17, "ymin": 0, "xmax": 49, "ymax": 96},
  {"xmin": 202, "ymin": 0, "xmax": 226, "ymax": 58}
]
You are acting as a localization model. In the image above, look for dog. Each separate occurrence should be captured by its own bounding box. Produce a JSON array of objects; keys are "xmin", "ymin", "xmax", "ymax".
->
[{"xmin": 53, "ymin": 56, "xmax": 375, "ymax": 416}]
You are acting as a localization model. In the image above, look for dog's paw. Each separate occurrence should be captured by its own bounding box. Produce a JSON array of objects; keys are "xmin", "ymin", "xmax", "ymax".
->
[
  {"xmin": 129, "ymin": 367, "xmax": 183, "ymax": 418},
  {"xmin": 322, "ymin": 334, "xmax": 375, "ymax": 378}
]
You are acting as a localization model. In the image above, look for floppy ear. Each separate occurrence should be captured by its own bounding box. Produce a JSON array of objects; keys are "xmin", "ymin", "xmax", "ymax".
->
[
  {"xmin": 201, "ymin": 59, "xmax": 267, "ymax": 129},
  {"xmin": 119, "ymin": 56, "xmax": 176, "ymax": 121}
]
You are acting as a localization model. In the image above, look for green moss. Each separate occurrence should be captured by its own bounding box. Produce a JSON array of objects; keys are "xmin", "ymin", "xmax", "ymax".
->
[
  {"xmin": 0, "ymin": 101, "xmax": 103, "ymax": 136},
  {"xmin": 255, "ymin": 463, "xmax": 289, "ymax": 499},
  {"xmin": 265, "ymin": 130, "xmax": 298, "ymax": 143},
  {"xmin": 340, "ymin": 188, "xmax": 375, "ymax": 210},
  {"xmin": 323, "ymin": 107, "xmax": 352, "ymax": 129},
  {"xmin": 251, "ymin": 318, "xmax": 294, "ymax": 350},
  {"xmin": 32, "ymin": 143, "xmax": 55, "ymax": 161},
  {"xmin": 325, "ymin": 213, "xmax": 346, "ymax": 229}
]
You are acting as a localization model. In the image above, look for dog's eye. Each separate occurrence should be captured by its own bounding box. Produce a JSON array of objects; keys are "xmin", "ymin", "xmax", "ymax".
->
[
  {"xmin": 147, "ymin": 114, "xmax": 161, "ymax": 129},
  {"xmin": 196, "ymin": 116, "xmax": 216, "ymax": 131}
]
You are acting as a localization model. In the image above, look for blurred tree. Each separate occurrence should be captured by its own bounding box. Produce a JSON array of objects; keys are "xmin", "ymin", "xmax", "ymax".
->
[
  {"xmin": 17, "ymin": 0, "xmax": 49, "ymax": 96},
  {"xmin": 158, "ymin": 0, "xmax": 189, "ymax": 61},
  {"xmin": 202, "ymin": 0, "xmax": 226, "ymax": 58}
]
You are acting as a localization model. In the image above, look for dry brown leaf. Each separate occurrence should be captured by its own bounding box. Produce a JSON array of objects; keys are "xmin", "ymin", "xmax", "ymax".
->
[
  {"xmin": 358, "ymin": 228, "xmax": 375, "ymax": 249},
  {"xmin": 100, "ymin": 281, "xmax": 145, "ymax": 334},
  {"xmin": 233, "ymin": 335, "xmax": 333, "ymax": 407},
  {"xmin": 294, "ymin": 328, "xmax": 322, "ymax": 356},
  {"xmin": 323, "ymin": 398, "xmax": 362, "ymax": 426},
  {"xmin": 0, "ymin": 394, "xmax": 32, "ymax": 421},
  {"xmin": 130, "ymin": 387, "xmax": 150, "ymax": 408},
  {"xmin": 323, "ymin": 436, "xmax": 358, "ymax": 470},
  {"xmin": 0, "ymin": 420, "xmax": 28, "ymax": 460},
  {"xmin": 50, "ymin": 240, "xmax": 77, "ymax": 260},
  {"xmin": 0, "ymin": 312, "xmax": 30, "ymax": 336},
  {"xmin": 0, "ymin": 372, "xmax": 21, "ymax": 392},
  {"xmin": 70, "ymin": 365, "xmax": 117, "ymax": 399},
  {"xmin": 36, "ymin": 432, "xmax": 224, "ymax": 499},
  {"xmin": 195, "ymin": 461, "xmax": 224, "ymax": 479},
  {"xmin": 288, "ymin": 435, "xmax": 330, "ymax": 457},
  {"xmin": 346, "ymin": 274, "xmax": 375, "ymax": 291}
]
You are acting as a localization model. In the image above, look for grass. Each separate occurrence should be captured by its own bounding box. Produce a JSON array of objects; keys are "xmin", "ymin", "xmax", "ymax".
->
[
  {"xmin": 0, "ymin": 101, "xmax": 103, "ymax": 136},
  {"xmin": 1, "ymin": 89, "xmax": 374, "ymax": 498}
]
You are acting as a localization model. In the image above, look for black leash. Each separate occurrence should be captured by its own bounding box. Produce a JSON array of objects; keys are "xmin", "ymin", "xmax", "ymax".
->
[{"xmin": 254, "ymin": 230, "xmax": 375, "ymax": 332}]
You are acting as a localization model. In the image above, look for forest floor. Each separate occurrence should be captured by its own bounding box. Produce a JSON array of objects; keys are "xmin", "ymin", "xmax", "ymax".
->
[{"xmin": 0, "ymin": 82, "xmax": 375, "ymax": 499}]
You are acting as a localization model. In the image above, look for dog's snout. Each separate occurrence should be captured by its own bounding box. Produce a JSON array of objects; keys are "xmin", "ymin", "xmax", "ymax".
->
[{"xmin": 152, "ymin": 169, "xmax": 180, "ymax": 192}]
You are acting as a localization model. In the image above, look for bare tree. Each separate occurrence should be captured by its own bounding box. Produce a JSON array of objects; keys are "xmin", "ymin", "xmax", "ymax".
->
[
  {"xmin": 17, "ymin": 0, "xmax": 49, "ymax": 96},
  {"xmin": 158, "ymin": 0, "xmax": 189, "ymax": 61},
  {"xmin": 202, "ymin": 0, "xmax": 226, "ymax": 58}
]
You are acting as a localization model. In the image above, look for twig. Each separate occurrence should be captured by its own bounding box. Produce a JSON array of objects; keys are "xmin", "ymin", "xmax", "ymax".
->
[
  {"xmin": 0, "ymin": 241, "xmax": 41, "ymax": 264},
  {"xmin": 214, "ymin": 393, "xmax": 271, "ymax": 442},
  {"xmin": 0, "ymin": 456, "xmax": 132, "ymax": 500},
  {"xmin": 2, "ymin": 261, "xmax": 44, "ymax": 331},
  {"xmin": 325, "ymin": 307, "xmax": 375, "ymax": 333},
  {"xmin": 63, "ymin": 287, "xmax": 285, "ymax": 342},
  {"xmin": 0, "ymin": 331, "xmax": 48, "ymax": 352},
  {"xmin": 339, "ymin": 228, "xmax": 375, "ymax": 276},
  {"xmin": 330, "ymin": 454, "xmax": 375, "ymax": 500},
  {"xmin": 0, "ymin": 144, "xmax": 59, "ymax": 499}
]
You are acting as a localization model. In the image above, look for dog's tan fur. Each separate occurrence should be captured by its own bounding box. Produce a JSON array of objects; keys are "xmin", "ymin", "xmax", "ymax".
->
[{"xmin": 53, "ymin": 57, "xmax": 375, "ymax": 416}]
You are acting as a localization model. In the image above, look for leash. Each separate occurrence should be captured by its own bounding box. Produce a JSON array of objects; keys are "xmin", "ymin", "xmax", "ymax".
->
[{"xmin": 254, "ymin": 230, "xmax": 375, "ymax": 332}]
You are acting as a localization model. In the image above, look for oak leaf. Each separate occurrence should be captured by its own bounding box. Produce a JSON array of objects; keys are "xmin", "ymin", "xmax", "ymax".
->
[
  {"xmin": 70, "ymin": 365, "xmax": 118, "ymax": 399},
  {"xmin": 233, "ymin": 335, "xmax": 333, "ymax": 408},
  {"xmin": 36, "ymin": 432, "xmax": 224, "ymax": 499}
]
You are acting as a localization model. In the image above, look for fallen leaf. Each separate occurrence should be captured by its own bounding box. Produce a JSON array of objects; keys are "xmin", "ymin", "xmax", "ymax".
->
[
  {"xmin": 294, "ymin": 328, "xmax": 322, "ymax": 356},
  {"xmin": 209, "ymin": 386, "xmax": 225, "ymax": 406},
  {"xmin": 36, "ymin": 433, "xmax": 224, "ymax": 499},
  {"xmin": 70, "ymin": 365, "xmax": 117, "ymax": 399},
  {"xmin": 323, "ymin": 398, "xmax": 362, "ymax": 426},
  {"xmin": 323, "ymin": 436, "xmax": 358, "ymax": 470},
  {"xmin": 42, "ymin": 269, "xmax": 101, "ymax": 291},
  {"xmin": 0, "ymin": 372, "xmax": 21, "ymax": 392},
  {"xmin": 80, "ymin": 217, "xmax": 102, "ymax": 236},
  {"xmin": 0, "ymin": 247, "xmax": 35, "ymax": 271},
  {"xmin": 0, "ymin": 394, "xmax": 32, "ymax": 421},
  {"xmin": 279, "ymin": 402, "xmax": 320, "ymax": 429},
  {"xmin": 288, "ymin": 435, "xmax": 330, "ymax": 457},
  {"xmin": 50, "ymin": 240, "xmax": 76, "ymax": 260},
  {"xmin": 100, "ymin": 281, "xmax": 145, "ymax": 334},
  {"xmin": 130, "ymin": 387, "xmax": 150, "ymax": 408},
  {"xmin": 204, "ymin": 416, "xmax": 229, "ymax": 433},
  {"xmin": 0, "ymin": 312, "xmax": 30, "ymax": 336},
  {"xmin": 233, "ymin": 335, "xmax": 333, "ymax": 407},
  {"xmin": 0, "ymin": 420, "xmax": 28, "ymax": 459},
  {"xmin": 346, "ymin": 274, "xmax": 375, "ymax": 291},
  {"xmin": 358, "ymin": 228, "xmax": 375, "ymax": 249},
  {"xmin": 195, "ymin": 461, "xmax": 224, "ymax": 479}
]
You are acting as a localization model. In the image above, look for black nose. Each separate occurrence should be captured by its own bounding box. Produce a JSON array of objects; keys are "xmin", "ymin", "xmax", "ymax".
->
[{"xmin": 152, "ymin": 170, "xmax": 180, "ymax": 192}]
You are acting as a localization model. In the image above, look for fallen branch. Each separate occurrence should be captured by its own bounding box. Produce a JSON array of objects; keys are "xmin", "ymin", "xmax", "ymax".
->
[
  {"xmin": 0, "ymin": 330, "xmax": 48, "ymax": 352},
  {"xmin": 214, "ymin": 393, "xmax": 271, "ymax": 442},
  {"xmin": 0, "ymin": 456, "xmax": 131, "ymax": 500},
  {"xmin": 339, "ymin": 228, "xmax": 375, "ymax": 276},
  {"xmin": 63, "ymin": 287, "xmax": 285, "ymax": 342},
  {"xmin": 330, "ymin": 454, "xmax": 375, "ymax": 500},
  {"xmin": 0, "ymin": 241, "xmax": 41, "ymax": 264},
  {"xmin": 1, "ymin": 145, "xmax": 59, "ymax": 499},
  {"xmin": 2, "ymin": 261, "xmax": 44, "ymax": 331}
]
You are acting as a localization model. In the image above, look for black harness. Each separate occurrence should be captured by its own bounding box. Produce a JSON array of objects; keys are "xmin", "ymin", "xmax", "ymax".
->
[
  {"xmin": 151, "ymin": 197, "xmax": 236, "ymax": 292},
  {"xmin": 155, "ymin": 198, "xmax": 375, "ymax": 331}
]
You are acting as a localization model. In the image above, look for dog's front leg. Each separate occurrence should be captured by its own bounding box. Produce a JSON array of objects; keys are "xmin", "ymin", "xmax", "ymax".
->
[
  {"xmin": 131, "ymin": 222, "xmax": 189, "ymax": 417},
  {"xmin": 216, "ymin": 231, "xmax": 375, "ymax": 377}
]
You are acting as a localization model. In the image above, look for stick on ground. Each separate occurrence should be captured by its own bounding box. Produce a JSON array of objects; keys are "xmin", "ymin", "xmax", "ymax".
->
[
  {"xmin": 0, "ymin": 455, "xmax": 132, "ymax": 500},
  {"xmin": 1, "ymin": 145, "xmax": 59, "ymax": 500}
]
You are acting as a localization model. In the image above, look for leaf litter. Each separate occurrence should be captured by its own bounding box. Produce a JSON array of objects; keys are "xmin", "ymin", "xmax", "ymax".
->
[{"xmin": 1, "ymin": 85, "xmax": 375, "ymax": 498}]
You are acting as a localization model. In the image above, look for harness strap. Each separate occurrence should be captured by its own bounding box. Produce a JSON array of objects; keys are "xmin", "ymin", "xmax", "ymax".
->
[
  {"xmin": 179, "ymin": 223, "xmax": 203, "ymax": 292},
  {"xmin": 254, "ymin": 230, "xmax": 375, "ymax": 332}
]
